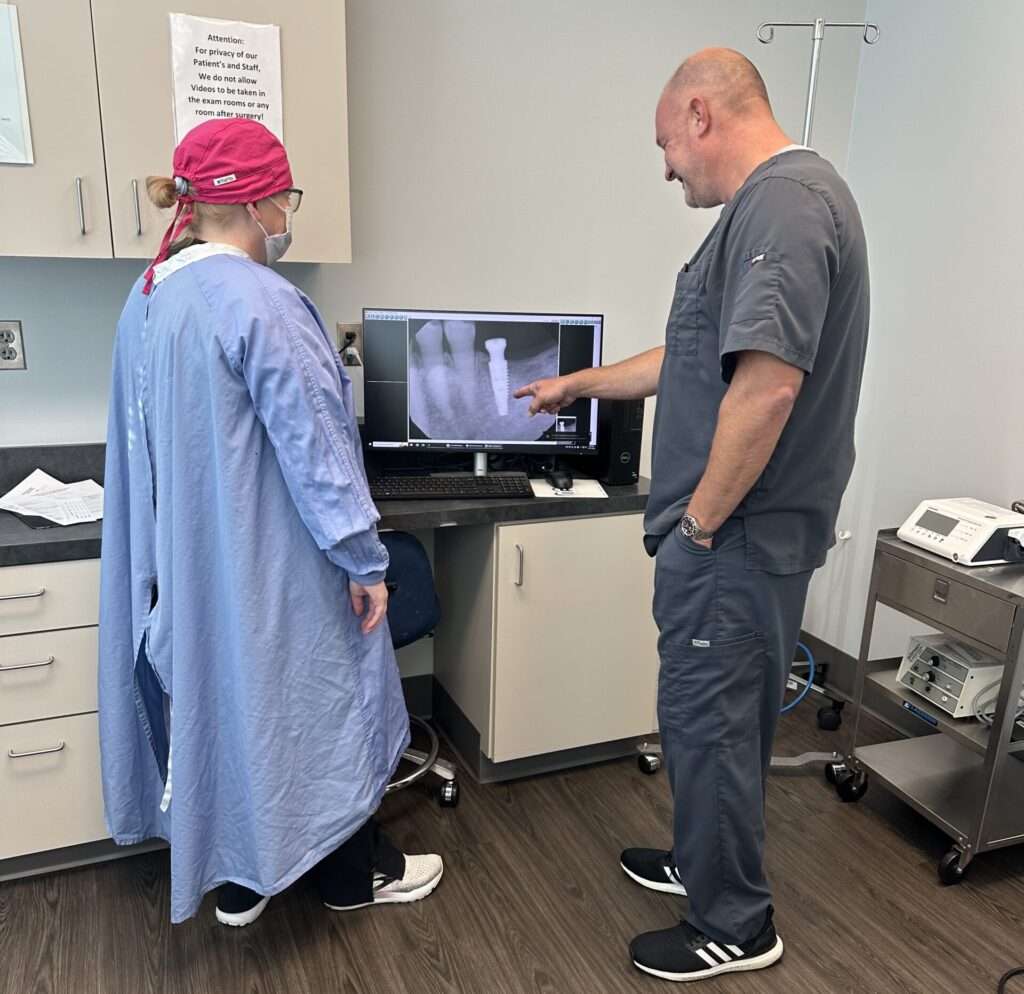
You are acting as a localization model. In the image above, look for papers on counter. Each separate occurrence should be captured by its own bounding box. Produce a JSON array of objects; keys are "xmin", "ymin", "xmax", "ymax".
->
[{"xmin": 0, "ymin": 470, "xmax": 104, "ymax": 526}]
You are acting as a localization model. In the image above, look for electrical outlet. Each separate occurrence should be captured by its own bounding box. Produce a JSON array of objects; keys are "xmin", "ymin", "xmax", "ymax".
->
[
  {"xmin": 337, "ymin": 321, "xmax": 363, "ymax": 364},
  {"xmin": 0, "ymin": 320, "xmax": 26, "ymax": 370}
]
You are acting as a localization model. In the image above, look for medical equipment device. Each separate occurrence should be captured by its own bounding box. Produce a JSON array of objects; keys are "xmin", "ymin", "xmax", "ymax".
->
[
  {"xmin": 897, "ymin": 634, "xmax": 1005, "ymax": 719},
  {"xmin": 897, "ymin": 498, "xmax": 1024, "ymax": 566}
]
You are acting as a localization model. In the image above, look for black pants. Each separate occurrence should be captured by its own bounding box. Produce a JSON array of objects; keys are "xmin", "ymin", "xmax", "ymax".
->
[
  {"xmin": 219, "ymin": 818, "xmax": 405, "ymax": 909},
  {"xmin": 314, "ymin": 818, "xmax": 405, "ymax": 906}
]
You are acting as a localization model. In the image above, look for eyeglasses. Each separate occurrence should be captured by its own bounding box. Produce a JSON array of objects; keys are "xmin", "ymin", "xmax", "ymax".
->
[{"xmin": 279, "ymin": 188, "xmax": 303, "ymax": 212}]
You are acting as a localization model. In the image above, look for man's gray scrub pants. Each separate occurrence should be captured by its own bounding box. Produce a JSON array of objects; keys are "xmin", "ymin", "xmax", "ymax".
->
[{"xmin": 653, "ymin": 517, "xmax": 812, "ymax": 945}]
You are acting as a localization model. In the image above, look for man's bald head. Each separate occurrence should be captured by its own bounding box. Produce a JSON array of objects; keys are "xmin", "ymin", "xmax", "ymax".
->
[
  {"xmin": 655, "ymin": 48, "xmax": 790, "ymax": 208},
  {"xmin": 663, "ymin": 48, "xmax": 771, "ymax": 116}
]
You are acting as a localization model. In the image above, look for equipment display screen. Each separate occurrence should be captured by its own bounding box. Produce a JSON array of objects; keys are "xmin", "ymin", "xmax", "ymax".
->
[
  {"xmin": 917, "ymin": 510, "xmax": 959, "ymax": 536},
  {"xmin": 362, "ymin": 308, "xmax": 602, "ymax": 454}
]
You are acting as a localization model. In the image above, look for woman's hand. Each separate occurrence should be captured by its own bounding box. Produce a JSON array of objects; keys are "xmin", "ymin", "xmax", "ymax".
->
[{"xmin": 350, "ymin": 580, "xmax": 389, "ymax": 635}]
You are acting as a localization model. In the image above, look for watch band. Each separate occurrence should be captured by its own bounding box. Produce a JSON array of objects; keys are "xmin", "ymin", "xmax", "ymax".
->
[{"xmin": 680, "ymin": 514, "xmax": 715, "ymax": 541}]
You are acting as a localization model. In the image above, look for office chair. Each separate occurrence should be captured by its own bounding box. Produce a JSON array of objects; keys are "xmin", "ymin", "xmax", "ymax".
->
[{"xmin": 378, "ymin": 531, "xmax": 460, "ymax": 807}]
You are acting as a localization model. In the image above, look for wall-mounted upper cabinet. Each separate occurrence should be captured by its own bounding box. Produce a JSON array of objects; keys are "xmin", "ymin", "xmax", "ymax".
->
[
  {"xmin": 0, "ymin": 0, "xmax": 113, "ymax": 259},
  {"xmin": 0, "ymin": 0, "xmax": 351, "ymax": 263}
]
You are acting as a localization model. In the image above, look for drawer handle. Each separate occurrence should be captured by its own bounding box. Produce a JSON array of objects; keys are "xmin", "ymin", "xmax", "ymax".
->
[
  {"xmin": 933, "ymin": 579, "xmax": 950, "ymax": 604},
  {"xmin": 8, "ymin": 740, "xmax": 65, "ymax": 759},
  {"xmin": 0, "ymin": 655, "xmax": 55, "ymax": 672},
  {"xmin": 515, "ymin": 544, "xmax": 524, "ymax": 587},
  {"xmin": 0, "ymin": 588, "xmax": 46, "ymax": 602}
]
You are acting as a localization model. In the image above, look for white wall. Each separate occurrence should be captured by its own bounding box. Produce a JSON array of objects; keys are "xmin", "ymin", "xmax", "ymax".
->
[
  {"xmin": 1, "ymin": 0, "xmax": 866, "ymax": 449},
  {"xmin": 802, "ymin": 0, "xmax": 1024, "ymax": 660}
]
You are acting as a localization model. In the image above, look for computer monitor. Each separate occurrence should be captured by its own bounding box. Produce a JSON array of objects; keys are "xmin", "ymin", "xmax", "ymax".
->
[{"xmin": 362, "ymin": 308, "xmax": 602, "ymax": 456}]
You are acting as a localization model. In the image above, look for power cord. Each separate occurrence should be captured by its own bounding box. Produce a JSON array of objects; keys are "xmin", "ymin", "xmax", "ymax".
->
[
  {"xmin": 999, "ymin": 967, "xmax": 1024, "ymax": 993},
  {"xmin": 781, "ymin": 642, "xmax": 816, "ymax": 714},
  {"xmin": 972, "ymin": 677, "xmax": 1024, "ymax": 727}
]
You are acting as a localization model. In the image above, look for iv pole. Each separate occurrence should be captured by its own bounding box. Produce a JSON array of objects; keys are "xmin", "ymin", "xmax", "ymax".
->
[{"xmin": 757, "ymin": 18, "xmax": 880, "ymax": 145}]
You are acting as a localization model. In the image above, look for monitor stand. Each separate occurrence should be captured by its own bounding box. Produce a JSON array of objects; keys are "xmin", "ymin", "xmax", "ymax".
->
[{"xmin": 473, "ymin": 452, "xmax": 488, "ymax": 478}]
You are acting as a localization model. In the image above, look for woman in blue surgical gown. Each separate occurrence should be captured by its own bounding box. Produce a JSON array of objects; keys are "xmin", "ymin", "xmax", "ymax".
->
[{"xmin": 98, "ymin": 118, "xmax": 443, "ymax": 925}]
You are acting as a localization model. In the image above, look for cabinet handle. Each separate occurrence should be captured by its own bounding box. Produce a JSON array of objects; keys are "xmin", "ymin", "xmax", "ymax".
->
[
  {"xmin": 514, "ymin": 544, "xmax": 524, "ymax": 586},
  {"xmin": 75, "ymin": 177, "xmax": 86, "ymax": 235},
  {"xmin": 0, "ymin": 588, "xmax": 46, "ymax": 602},
  {"xmin": 8, "ymin": 740, "xmax": 65, "ymax": 759},
  {"xmin": 132, "ymin": 179, "xmax": 142, "ymax": 236},
  {"xmin": 0, "ymin": 655, "xmax": 54, "ymax": 672}
]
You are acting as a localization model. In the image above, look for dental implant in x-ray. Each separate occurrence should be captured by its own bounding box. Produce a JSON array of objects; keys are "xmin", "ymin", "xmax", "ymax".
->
[
  {"xmin": 443, "ymin": 320, "xmax": 477, "ymax": 410},
  {"xmin": 485, "ymin": 338, "xmax": 509, "ymax": 416},
  {"xmin": 415, "ymin": 320, "xmax": 455, "ymax": 422}
]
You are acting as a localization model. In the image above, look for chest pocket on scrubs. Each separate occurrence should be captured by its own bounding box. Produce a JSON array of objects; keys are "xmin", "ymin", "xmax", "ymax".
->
[{"xmin": 665, "ymin": 267, "xmax": 704, "ymax": 356}]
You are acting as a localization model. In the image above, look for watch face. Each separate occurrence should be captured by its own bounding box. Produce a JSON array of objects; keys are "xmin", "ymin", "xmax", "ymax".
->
[{"xmin": 680, "ymin": 516, "xmax": 695, "ymax": 537}]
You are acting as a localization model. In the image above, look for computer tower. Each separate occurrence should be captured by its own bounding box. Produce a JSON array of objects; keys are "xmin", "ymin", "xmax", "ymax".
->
[{"xmin": 594, "ymin": 398, "xmax": 644, "ymax": 485}]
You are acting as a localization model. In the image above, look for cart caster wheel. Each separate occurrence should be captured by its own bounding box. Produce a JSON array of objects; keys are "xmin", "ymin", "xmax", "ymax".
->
[
  {"xmin": 440, "ymin": 780, "xmax": 460, "ymax": 808},
  {"xmin": 836, "ymin": 770, "xmax": 868, "ymax": 802},
  {"xmin": 638, "ymin": 753, "xmax": 662, "ymax": 775},
  {"xmin": 938, "ymin": 849, "xmax": 966, "ymax": 885},
  {"xmin": 817, "ymin": 704, "xmax": 843, "ymax": 731},
  {"xmin": 824, "ymin": 760, "xmax": 848, "ymax": 785}
]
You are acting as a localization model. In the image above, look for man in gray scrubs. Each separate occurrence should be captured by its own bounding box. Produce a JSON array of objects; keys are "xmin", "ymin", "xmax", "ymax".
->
[{"xmin": 515, "ymin": 48, "xmax": 870, "ymax": 982}]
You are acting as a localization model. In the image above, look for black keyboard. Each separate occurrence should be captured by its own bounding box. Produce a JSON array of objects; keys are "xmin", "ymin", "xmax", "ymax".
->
[{"xmin": 369, "ymin": 471, "xmax": 535, "ymax": 501}]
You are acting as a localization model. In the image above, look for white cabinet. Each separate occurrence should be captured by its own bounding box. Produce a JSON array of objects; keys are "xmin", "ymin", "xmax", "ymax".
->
[
  {"xmin": 1, "ymin": 0, "xmax": 351, "ymax": 262},
  {"xmin": 1, "ymin": 713, "xmax": 107, "ymax": 859},
  {"xmin": 0, "ymin": 0, "xmax": 112, "ymax": 258},
  {"xmin": 434, "ymin": 513, "xmax": 659, "ymax": 768},
  {"xmin": 0, "ymin": 559, "xmax": 106, "ymax": 861}
]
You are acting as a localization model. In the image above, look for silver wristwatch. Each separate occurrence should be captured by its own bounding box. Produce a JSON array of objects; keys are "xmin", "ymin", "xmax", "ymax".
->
[{"xmin": 680, "ymin": 514, "xmax": 715, "ymax": 542}]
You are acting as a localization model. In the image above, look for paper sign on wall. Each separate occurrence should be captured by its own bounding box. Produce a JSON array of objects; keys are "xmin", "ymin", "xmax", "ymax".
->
[
  {"xmin": 0, "ymin": 5, "xmax": 34, "ymax": 164},
  {"xmin": 170, "ymin": 13, "xmax": 283, "ymax": 143}
]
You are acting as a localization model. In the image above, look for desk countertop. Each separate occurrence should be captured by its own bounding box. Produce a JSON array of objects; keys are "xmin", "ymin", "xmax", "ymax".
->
[{"xmin": 0, "ymin": 472, "xmax": 650, "ymax": 568}]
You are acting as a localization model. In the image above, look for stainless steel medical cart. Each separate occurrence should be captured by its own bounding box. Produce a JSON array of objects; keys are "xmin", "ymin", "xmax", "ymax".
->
[{"xmin": 827, "ymin": 529, "xmax": 1024, "ymax": 883}]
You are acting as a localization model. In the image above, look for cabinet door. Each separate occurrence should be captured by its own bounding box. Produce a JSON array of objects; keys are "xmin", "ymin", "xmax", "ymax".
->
[
  {"xmin": 0, "ymin": 712, "xmax": 107, "ymax": 859},
  {"xmin": 492, "ymin": 514, "xmax": 659, "ymax": 763},
  {"xmin": 90, "ymin": 0, "xmax": 351, "ymax": 263},
  {"xmin": 0, "ymin": 0, "xmax": 112, "ymax": 258}
]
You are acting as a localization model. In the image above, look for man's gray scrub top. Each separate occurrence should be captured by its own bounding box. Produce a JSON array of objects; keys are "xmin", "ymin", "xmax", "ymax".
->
[{"xmin": 643, "ymin": 149, "xmax": 871, "ymax": 574}]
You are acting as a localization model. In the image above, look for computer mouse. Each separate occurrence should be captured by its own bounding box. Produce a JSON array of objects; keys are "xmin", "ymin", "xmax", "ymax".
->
[{"xmin": 545, "ymin": 469, "xmax": 574, "ymax": 491}]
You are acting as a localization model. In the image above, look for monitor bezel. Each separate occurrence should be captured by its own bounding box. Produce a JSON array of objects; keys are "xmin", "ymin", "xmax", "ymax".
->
[{"xmin": 361, "ymin": 306, "xmax": 604, "ymax": 456}]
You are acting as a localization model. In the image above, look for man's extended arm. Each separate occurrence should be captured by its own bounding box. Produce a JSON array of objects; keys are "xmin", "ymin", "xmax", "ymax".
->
[{"xmin": 513, "ymin": 346, "xmax": 665, "ymax": 415}]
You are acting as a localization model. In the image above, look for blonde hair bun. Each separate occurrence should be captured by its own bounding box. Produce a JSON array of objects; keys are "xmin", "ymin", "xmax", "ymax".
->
[{"xmin": 146, "ymin": 176, "xmax": 180, "ymax": 210}]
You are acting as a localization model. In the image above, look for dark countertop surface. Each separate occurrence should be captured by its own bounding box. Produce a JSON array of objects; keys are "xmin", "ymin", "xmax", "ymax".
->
[
  {"xmin": 1, "ymin": 444, "xmax": 650, "ymax": 567},
  {"xmin": 0, "ymin": 444, "xmax": 106, "ymax": 568}
]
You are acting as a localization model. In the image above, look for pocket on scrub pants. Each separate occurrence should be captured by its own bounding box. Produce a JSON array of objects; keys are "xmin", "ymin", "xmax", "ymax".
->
[{"xmin": 657, "ymin": 632, "xmax": 767, "ymax": 746}]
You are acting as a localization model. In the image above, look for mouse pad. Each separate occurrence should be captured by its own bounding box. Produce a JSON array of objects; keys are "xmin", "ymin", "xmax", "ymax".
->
[{"xmin": 530, "ymin": 479, "xmax": 608, "ymax": 499}]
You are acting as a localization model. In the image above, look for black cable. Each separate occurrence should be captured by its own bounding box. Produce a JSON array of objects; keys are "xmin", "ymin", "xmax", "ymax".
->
[{"xmin": 999, "ymin": 967, "xmax": 1024, "ymax": 993}]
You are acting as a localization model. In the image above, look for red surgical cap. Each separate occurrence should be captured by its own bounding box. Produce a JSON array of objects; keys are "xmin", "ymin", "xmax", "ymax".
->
[{"xmin": 143, "ymin": 117, "xmax": 293, "ymax": 294}]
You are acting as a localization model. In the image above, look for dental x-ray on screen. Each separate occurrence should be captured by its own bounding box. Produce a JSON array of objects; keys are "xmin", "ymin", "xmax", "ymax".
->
[{"xmin": 361, "ymin": 309, "xmax": 602, "ymax": 454}]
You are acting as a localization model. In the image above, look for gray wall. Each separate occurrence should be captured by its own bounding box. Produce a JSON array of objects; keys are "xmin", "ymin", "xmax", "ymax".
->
[{"xmin": 802, "ymin": 0, "xmax": 1024, "ymax": 660}]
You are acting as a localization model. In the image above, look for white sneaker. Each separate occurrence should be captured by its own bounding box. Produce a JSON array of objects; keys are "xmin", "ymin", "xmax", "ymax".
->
[
  {"xmin": 215, "ymin": 894, "xmax": 271, "ymax": 927},
  {"xmin": 324, "ymin": 853, "xmax": 444, "ymax": 911}
]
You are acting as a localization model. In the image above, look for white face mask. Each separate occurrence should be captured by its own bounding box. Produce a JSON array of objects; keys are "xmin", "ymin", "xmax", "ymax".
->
[{"xmin": 253, "ymin": 198, "xmax": 293, "ymax": 265}]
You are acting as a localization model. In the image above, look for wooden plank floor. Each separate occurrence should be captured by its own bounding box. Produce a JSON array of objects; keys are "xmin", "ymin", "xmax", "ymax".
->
[{"xmin": 2, "ymin": 708, "xmax": 1023, "ymax": 994}]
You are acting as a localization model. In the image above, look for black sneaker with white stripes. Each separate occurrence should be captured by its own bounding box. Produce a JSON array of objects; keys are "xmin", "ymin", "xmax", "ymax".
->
[
  {"xmin": 620, "ymin": 848, "xmax": 687, "ymax": 896},
  {"xmin": 630, "ymin": 906, "xmax": 783, "ymax": 982}
]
